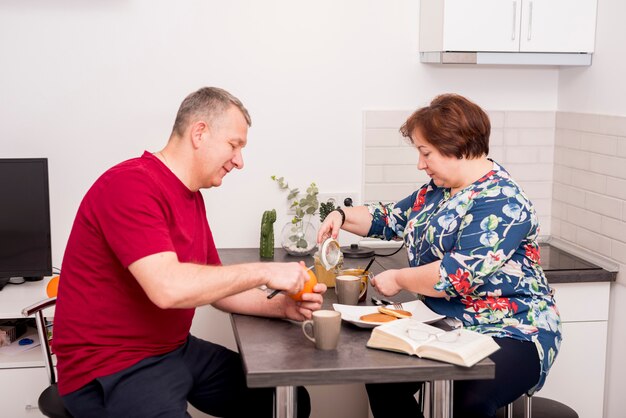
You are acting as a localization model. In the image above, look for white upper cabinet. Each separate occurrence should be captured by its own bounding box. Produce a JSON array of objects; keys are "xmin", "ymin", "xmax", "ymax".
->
[{"xmin": 420, "ymin": 0, "xmax": 598, "ymax": 57}]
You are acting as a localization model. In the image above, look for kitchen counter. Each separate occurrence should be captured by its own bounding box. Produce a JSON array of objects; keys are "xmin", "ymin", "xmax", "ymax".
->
[{"xmin": 372, "ymin": 243, "xmax": 616, "ymax": 284}]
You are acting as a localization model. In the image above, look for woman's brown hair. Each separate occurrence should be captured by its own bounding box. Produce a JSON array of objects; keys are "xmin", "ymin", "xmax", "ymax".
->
[{"xmin": 400, "ymin": 94, "xmax": 490, "ymax": 159}]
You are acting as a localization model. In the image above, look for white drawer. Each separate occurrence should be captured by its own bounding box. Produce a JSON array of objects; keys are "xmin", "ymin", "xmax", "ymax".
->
[{"xmin": 551, "ymin": 282, "xmax": 610, "ymax": 322}]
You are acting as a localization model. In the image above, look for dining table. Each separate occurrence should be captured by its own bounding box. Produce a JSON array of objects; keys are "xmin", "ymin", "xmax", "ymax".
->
[{"xmin": 219, "ymin": 248, "xmax": 496, "ymax": 418}]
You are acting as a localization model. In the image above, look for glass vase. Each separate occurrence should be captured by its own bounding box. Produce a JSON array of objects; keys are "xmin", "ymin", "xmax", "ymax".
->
[{"xmin": 280, "ymin": 221, "xmax": 317, "ymax": 256}]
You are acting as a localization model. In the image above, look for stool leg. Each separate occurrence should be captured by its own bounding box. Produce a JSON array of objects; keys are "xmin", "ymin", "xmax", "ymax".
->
[
  {"xmin": 523, "ymin": 394, "xmax": 532, "ymax": 418},
  {"xmin": 505, "ymin": 402, "xmax": 513, "ymax": 418}
]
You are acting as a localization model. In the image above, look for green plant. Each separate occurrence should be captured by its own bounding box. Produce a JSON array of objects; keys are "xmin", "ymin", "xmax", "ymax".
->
[
  {"xmin": 272, "ymin": 175, "xmax": 319, "ymax": 251},
  {"xmin": 259, "ymin": 209, "xmax": 276, "ymax": 259},
  {"xmin": 319, "ymin": 200, "xmax": 337, "ymax": 223}
]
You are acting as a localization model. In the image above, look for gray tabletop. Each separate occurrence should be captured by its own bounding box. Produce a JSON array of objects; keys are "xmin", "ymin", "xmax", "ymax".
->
[{"xmin": 220, "ymin": 248, "xmax": 495, "ymax": 388}]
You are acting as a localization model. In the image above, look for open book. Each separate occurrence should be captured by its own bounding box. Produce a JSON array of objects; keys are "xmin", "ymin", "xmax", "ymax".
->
[{"xmin": 366, "ymin": 319, "xmax": 500, "ymax": 367}]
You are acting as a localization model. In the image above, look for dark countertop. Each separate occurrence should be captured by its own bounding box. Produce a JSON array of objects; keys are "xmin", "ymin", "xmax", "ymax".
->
[
  {"xmin": 371, "ymin": 243, "xmax": 616, "ymax": 284},
  {"xmin": 218, "ymin": 243, "xmax": 616, "ymax": 285}
]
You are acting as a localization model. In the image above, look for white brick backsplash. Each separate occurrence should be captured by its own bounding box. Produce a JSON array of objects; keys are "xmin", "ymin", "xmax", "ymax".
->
[
  {"xmin": 618, "ymin": 138, "xmax": 626, "ymax": 158},
  {"xmin": 487, "ymin": 111, "xmax": 505, "ymax": 128},
  {"xmin": 559, "ymin": 220, "xmax": 577, "ymax": 242},
  {"xmin": 612, "ymin": 240, "xmax": 626, "ymax": 264},
  {"xmin": 505, "ymin": 147, "xmax": 539, "ymax": 163},
  {"xmin": 601, "ymin": 217, "xmax": 626, "ymax": 244},
  {"xmin": 383, "ymin": 165, "xmax": 421, "ymax": 182},
  {"xmin": 588, "ymin": 154, "xmax": 626, "ymax": 179},
  {"xmin": 606, "ymin": 177, "xmax": 626, "ymax": 200},
  {"xmin": 490, "ymin": 129, "xmax": 504, "ymax": 146},
  {"xmin": 552, "ymin": 200, "xmax": 565, "ymax": 219},
  {"xmin": 364, "ymin": 183, "xmax": 416, "ymax": 202},
  {"xmin": 364, "ymin": 165, "xmax": 384, "ymax": 183},
  {"xmin": 555, "ymin": 129, "xmax": 582, "ymax": 149},
  {"xmin": 364, "ymin": 110, "xmax": 411, "ymax": 129},
  {"xmin": 505, "ymin": 111, "xmax": 555, "ymax": 128},
  {"xmin": 594, "ymin": 114, "xmax": 626, "ymax": 137},
  {"xmin": 576, "ymin": 227, "xmax": 611, "ymax": 255},
  {"xmin": 579, "ymin": 133, "xmax": 618, "ymax": 155},
  {"xmin": 553, "ymin": 183, "xmax": 583, "ymax": 207},
  {"xmin": 538, "ymin": 147, "xmax": 554, "ymax": 164},
  {"xmin": 518, "ymin": 128, "xmax": 555, "ymax": 146},
  {"xmin": 570, "ymin": 168, "xmax": 607, "ymax": 194},
  {"xmin": 364, "ymin": 147, "xmax": 417, "ymax": 165},
  {"xmin": 567, "ymin": 205, "xmax": 602, "ymax": 231},
  {"xmin": 488, "ymin": 147, "xmax": 505, "ymax": 162},
  {"xmin": 585, "ymin": 192, "xmax": 622, "ymax": 219},
  {"xmin": 505, "ymin": 163, "xmax": 553, "ymax": 181},
  {"xmin": 364, "ymin": 129, "xmax": 404, "ymax": 147},
  {"xmin": 553, "ymin": 165, "xmax": 573, "ymax": 185},
  {"xmin": 623, "ymin": 202, "xmax": 626, "ymax": 222},
  {"xmin": 554, "ymin": 148, "xmax": 590, "ymax": 170},
  {"xmin": 504, "ymin": 129, "xmax": 520, "ymax": 145},
  {"xmin": 551, "ymin": 218, "xmax": 561, "ymax": 236},
  {"xmin": 518, "ymin": 181, "xmax": 553, "ymax": 199},
  {"xmin": 557, "ymin": 112, "xmax": 600, "ymax": 133}
]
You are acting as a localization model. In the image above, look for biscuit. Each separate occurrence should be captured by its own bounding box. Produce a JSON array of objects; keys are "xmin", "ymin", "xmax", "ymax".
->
[
  {"xmin": 360, "ymin": 313, "xmax": 398, "ymax": 323},
  {"xmin": 377, "ymin": 306, "xmax": 412, "ymax": 319}
]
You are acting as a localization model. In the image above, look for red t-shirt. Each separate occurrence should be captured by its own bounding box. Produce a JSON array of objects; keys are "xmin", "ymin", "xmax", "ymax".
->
[{"xmin": 53, "ymin": 151, "xmax": 221, "ymax": 395}]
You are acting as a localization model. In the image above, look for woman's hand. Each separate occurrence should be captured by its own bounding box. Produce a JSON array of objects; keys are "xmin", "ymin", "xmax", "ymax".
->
[
  {"xmin": 317, "ymin": 210, "xmax": 343, "ymax": 243},
  {"xmin": 283, "ymin": 283, "xmax": 327, "ymax": 321},
  {"xmin": 371, "ymin": 269, "xmax": 403, "ymax": 297}
]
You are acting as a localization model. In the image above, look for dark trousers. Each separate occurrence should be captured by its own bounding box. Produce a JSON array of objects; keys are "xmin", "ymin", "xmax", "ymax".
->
[
  {"xmin": 366, "ymin": 337, "xmax": 540, "ymax": 418},
  {"xmin": 62, "ymin": 335, "xmax": 310, "ymax": 418}
]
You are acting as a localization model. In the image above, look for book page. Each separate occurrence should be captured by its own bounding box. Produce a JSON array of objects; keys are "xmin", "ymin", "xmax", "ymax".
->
[
  {"xmin": 417, "ymin": 329, "xmax": 500, "ymax": 367},
  {"xmin": 370, "ymin": 319, "xmax": 443, "ymax": 353}
]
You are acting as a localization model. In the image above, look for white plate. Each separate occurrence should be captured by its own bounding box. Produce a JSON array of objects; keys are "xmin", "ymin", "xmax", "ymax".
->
[{"xmin": 332, "ymin": 300, "xmax": 445, "ymax": 328}]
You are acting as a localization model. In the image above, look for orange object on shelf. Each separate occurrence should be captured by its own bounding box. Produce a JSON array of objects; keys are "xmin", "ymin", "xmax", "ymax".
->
[
  {"xmin": 289, "ymin": 269, "xmax": 318, "ymax": 302},
  {"xmin": 46, "ymin": 275, "xmax": 60, "ymax": 297}
]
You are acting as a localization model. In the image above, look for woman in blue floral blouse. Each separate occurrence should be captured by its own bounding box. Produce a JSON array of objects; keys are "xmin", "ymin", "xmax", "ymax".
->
[{"xmin": 318, "ymin": 94, "xmax": 561, "ymax": 418}]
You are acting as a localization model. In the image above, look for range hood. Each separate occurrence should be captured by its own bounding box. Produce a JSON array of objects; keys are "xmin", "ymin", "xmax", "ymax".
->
[{"xmin": 420, "ymin": 52, "xmax": 592, "ymax": 66}]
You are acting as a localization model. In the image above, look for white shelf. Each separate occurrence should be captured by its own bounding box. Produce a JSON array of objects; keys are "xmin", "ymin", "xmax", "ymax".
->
[{"xmin": 0, "ymin": 277, "xmax": 54, "ymax": 319}]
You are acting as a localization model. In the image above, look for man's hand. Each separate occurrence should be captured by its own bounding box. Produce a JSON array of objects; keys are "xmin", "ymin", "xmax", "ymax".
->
[
  {"xmin": 265, "ymin": 262, "xmax": 309, "ymax": 295},
  {"xmin": 283, "ymin": 283, "xmax": 327, "ymax": 321}
]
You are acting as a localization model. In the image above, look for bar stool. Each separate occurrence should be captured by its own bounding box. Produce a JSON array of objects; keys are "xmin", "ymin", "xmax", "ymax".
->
[{"xmin": 497, "ymin": 393, "xmax": 579, "ymax": 418}]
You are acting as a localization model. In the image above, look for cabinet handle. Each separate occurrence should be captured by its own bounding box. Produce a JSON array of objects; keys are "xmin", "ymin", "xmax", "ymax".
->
[
  {"xmin": 511, "ymin": 1, "xmax": 517, "ymax": 40},
  {"xmin": 527, "ymin": 1, "xmax": 533, "ymax": 41},
  {"xmin": 25, "ymin": 404, "xmax": 40, "ymax": 411}
]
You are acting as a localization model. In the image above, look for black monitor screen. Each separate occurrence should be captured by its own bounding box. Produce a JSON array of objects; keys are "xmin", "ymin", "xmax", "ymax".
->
[{"xmin": 0, "ymin": 158, "xmax": 52, "ymax": 280}]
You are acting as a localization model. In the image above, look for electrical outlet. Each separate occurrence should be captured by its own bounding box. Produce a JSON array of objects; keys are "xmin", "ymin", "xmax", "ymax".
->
[
  {"xmin": 318, "ymin": 192, "xmax": 359, "ymax": 208},
  {"xmin": 285, "ymin": 192, "xmax": 360, "ymax": 215}
]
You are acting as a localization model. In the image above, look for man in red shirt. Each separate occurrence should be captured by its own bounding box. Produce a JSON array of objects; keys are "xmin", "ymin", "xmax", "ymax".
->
[{"xmin": 53, "ymin": 87, "xmax": 325, "ymax": 417}]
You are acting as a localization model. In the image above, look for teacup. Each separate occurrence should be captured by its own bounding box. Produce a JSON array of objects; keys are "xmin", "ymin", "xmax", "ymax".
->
[
  {"xmin": 301, "ymin": 310, "xmax": 342, "ymax": 350},
  {"xmin": 335, "ymin": 268, "xmax": 371, "ymax": 304},
  {"xmin": 335, "ymin": 274, "xmax": 368, "ymax": 305}
]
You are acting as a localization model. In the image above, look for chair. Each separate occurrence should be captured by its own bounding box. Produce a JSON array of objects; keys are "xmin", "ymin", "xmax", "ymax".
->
[
  {"xmin": 22, "ymin": 297, "xmax": 72, "ymax": 418},
  {"xmin": 497, "ymin": 393, "xmax": 579, "ymax": 418}
]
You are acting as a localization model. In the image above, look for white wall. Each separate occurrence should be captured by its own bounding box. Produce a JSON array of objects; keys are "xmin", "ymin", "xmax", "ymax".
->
[
  {"xmin": 0, "ymin": 0, "xmax": 560, "ymax": 267},
  {"xmin": 556, "ymin": 1, "xmax": 626, "ymax": 417}
]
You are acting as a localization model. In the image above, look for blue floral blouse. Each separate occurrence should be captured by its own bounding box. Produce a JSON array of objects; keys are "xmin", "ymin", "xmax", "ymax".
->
[{"xmin": 366, "ymin": 160, "xmax": 561, "ymax": 391}]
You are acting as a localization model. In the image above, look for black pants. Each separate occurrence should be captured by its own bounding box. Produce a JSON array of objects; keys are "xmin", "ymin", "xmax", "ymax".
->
[
  {"xmin": 62, "ymin": 335, "xmax": 310, "ymax": 418},
  {"xmin": 366, "ymin": 337, "xmax": 540, "ymax": 418}
]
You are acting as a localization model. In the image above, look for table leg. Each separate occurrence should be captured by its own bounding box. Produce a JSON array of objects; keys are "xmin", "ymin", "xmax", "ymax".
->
[
  {"xmin": 274, "ymin": 386, "xmax": 297, "ymax": 418},
  {"xmin": 429, "ymin": 380, "xmax": 453, "ymax": 418}
]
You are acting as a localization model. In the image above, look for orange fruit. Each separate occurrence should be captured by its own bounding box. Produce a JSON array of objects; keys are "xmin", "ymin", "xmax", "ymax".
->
[
  {"xmin": 289, "ymin": 268, "xmax": 318, "ymax": 302},
  {"xmin": 46, "ymin": 275, "xmax": 60, "ymax": 298}
]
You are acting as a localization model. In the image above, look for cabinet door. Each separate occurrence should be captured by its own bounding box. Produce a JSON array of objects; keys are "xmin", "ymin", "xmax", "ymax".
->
[
  {"xmin": 519, "ymin": 0, "xmax": 597, "ymax": 52},
  {"xmin": 538, "ymin": 321, "xmax": 606, "ymax": 418},
  {"xmin": 0, "ymin": 367, "xmax": 48, "ymax": 417},
  {"xmin": 442, "ymin": 0, "xmax": 521, "ymax": 52}
]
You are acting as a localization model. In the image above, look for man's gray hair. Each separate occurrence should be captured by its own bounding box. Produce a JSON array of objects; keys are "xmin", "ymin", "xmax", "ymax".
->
[{"xmin": 172, "ymin": 87, "xmax": 251, "ymax": 136}]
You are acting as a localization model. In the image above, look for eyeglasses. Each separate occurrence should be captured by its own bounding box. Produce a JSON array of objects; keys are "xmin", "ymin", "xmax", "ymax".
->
[{"xmin": 407, "ymin": 327, "xmax": 461, "ymax": 343}]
